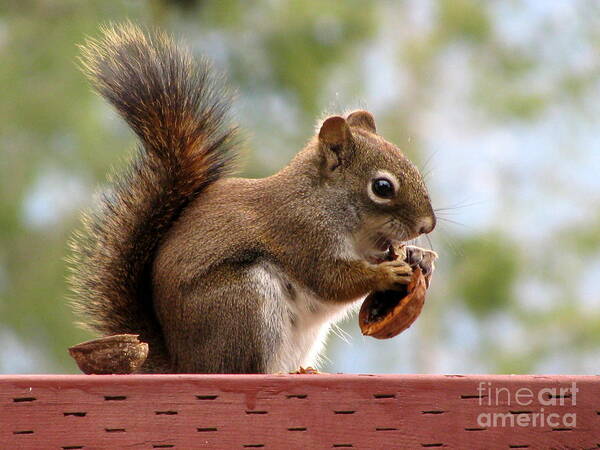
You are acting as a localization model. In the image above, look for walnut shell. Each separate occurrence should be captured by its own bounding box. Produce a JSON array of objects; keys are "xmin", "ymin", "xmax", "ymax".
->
[
  {"xmin": 68, "ymin": 334, "xmax": 148, "ymax": 374},
  {"xmin": 359, "ymin": 267, "xmax": 427, "ymax": 339}
]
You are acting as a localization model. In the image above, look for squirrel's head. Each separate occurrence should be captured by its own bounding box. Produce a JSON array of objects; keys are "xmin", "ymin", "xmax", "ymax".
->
[{"xmin": 316, "ymin": 110, "xmax": 436, "ymax": 262}]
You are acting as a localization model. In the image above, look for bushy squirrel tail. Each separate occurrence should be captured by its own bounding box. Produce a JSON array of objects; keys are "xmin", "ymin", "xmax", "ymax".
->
[{"xmin": 69, "ymin": 23, "xmax": 237, "ymax": 372}]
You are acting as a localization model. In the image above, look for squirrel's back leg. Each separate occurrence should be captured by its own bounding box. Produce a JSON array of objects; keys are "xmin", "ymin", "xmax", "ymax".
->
[{"xmin": 154, "ymin": 260, "xmax": 289, "ymax": 373}]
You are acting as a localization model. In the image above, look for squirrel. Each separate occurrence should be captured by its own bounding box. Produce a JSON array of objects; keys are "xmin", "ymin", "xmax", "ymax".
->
[{"xmin": 69, "ymin": 23, "xmax": 437, "ymax": 374}]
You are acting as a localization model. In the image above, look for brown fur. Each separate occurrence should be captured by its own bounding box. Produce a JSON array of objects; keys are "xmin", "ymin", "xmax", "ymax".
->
[
  {"xmin": 70, "ymin": 24, "xmax": 435, "ymax": 374},
  {"xmin": 69, "ymin": 23, "xmax": 236, "ymax": 372}
]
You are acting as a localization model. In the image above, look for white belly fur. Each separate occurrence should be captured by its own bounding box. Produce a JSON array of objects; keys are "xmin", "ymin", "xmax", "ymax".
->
[{"xmin": 252, "ymin": 263, "xmax": 356, "ymax": 373}]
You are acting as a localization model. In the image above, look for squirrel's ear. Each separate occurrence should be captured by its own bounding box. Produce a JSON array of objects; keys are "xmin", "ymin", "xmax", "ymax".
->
[
  {"xmin": 319, "ymin": 116, "xmax": 351, "ymax": 147},
  {"xmin": 318, "ymin": 116, "xmax": 352, "ymax": 173},
  {"xmin": 347, "ymin": 110, "xmax": 376, "ymax": 133}
]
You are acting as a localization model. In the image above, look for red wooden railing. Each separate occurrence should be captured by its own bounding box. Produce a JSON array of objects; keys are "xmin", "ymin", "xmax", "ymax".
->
[{"xmin": 1, "ymin": 374, "xmax": 598, "ymax": 448}]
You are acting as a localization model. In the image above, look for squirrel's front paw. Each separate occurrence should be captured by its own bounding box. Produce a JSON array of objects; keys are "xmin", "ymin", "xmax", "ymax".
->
[
  {"xmin": 371, "ymin": 259, "xmax": 413, "ymax": 291},
  {"xmin": 404, "ymin": 246, "xmax": 437, "ymax": 287}
]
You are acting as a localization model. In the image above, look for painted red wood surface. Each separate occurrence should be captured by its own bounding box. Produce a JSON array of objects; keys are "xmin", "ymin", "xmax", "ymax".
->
[{"xmin": 0, "ymin": 374, "xmax": 598, "ymax": 449}]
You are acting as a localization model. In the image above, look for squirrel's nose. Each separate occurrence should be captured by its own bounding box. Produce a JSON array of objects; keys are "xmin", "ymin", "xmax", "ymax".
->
[{"xmin": 416, "ymin": 215, "xmax": 436, "ymax": 235}]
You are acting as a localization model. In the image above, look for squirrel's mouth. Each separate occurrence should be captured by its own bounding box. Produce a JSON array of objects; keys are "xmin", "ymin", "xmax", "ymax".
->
[{"xmin": 367, "ymin": 237, "xmax": 398, "ymax": 264}]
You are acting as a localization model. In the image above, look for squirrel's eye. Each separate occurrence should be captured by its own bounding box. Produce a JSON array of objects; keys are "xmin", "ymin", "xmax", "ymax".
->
[{"xmin": 372, "ymin": 178, "xmax": 395, "ymax": 199}]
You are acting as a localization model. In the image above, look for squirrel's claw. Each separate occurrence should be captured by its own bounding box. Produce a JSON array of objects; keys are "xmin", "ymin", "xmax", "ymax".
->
[
  {"xmin": 376, "ymin": 259, "xmax": 413, "ymax": 289},
  {"xmin": 291, "ymin": 366, "xmax": 322, "ymax": 374}
]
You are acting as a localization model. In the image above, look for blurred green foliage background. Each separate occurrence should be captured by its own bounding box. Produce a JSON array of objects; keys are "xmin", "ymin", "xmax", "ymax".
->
[{"xmin": 1, "ymin": 0, "xmax": 599, "ymax": 374}]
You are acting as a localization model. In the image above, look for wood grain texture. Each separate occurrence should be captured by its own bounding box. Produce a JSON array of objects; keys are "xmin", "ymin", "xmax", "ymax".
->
[{"xmin": 0, "ymin": 374, "xmax": 598, "ymax": 448}]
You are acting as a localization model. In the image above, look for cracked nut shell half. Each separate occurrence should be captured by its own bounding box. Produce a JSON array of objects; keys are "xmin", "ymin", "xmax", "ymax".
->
[
  {"xmin": 359, "ymin": 267, "xmax": 427, "ymax": 339},
  {"xmin": 68, "ymin": 334, "xmax": 148, "ymax": 374}
]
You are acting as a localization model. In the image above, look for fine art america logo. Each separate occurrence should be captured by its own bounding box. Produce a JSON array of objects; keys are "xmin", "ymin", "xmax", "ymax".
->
[{"xmin": 476, "ymin": 382, "xmax": 578, "ymax": 428}]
